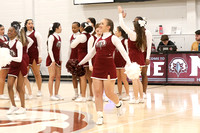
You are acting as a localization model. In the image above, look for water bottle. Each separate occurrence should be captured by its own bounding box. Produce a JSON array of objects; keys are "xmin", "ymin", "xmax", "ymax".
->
[
  {"xmin": 159, "ymin": 25, "xmax": 163, "ymax": 35},
  {"xmin": 198, "ymin": 43, "xmax": 200, "ymax": 51}
]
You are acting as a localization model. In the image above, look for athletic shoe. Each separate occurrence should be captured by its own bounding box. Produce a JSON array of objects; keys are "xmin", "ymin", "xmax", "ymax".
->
[
  {"xmin": 14, "ymin": 95, "xmax": 20, "ymax": 101},
  {"xmin": 139, "ymin": 98, "xmax": 145, "ymax": 103},
  {"xmin": 14, "ymin": 107, "xmax": 26, "ymax": 115},
  {"xmin": 0, "ymin": 94, "xmax": 9, "ymax": 100},
  {"xmin": 122, "ymin": 95, "xmax": 130, "ymax": 101},
  {"xmin": 37, "ymin": 91, "xmax": 42, "ymax": 97},
  {"xmin": 72, "ymin": 95, "xmax": 79, "ymax": 100},
  {"xmin": 74, "ymin": 97, "xmax": 86, "ymax": 102},
  {"xmin": 96, "ymin": 111, "xmax": 103, "ymax": 125},
  {"xmin": 55, "ymin": 95, "xmax": 64, "ymax": 100},
  {"xmin": 129, "ymin": 99, "xmax": 140, "ymax": 104},
  {"xmin": 7, "ymin": 106, "xmax": 18, "ymax": 115},
  {"xmin": 116, "ymin": 101, "xmax": 126, "ymax": 117},
  {"xmin": 50, "ymin": 96, "xmax": 59, "ymax": 101},
  {"xmin": 27, "ymin": 95, "xmax": 33, "ymax": 100},
  {"xmin": 87, "ymin": 96, "xmax": 93, "ymax": 101},
  {"xmin": 118, "ymin": 95, "xmax": 122, "ymax": 100},
  {"xmin": 143, "ymin": 93, "xmax": 147, "ymax": 99},
  {"xmin": 103, "ymin": 96, "xmax": 109, "ymax": 102}
]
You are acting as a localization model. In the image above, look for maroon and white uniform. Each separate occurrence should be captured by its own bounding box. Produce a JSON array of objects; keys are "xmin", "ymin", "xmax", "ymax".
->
[
  {"xmin": 0, "ymin": 35, "xmax": 9, "ymax": 69},
  {"xmin": 78, "ymin": 32, "xmax": 131, "ymax": 80},
  {"xmin": 23, "ymin": 37, "xmax": 34, "ymax": 68},
  {"xmin": 114, "ymin": 37, "xmax": 128, "ymax": 68},
  {"xmin": 71, "ymin": 31, "xmax": 91, "ymax": 67},
  {"xmin": 119, "ymin": 13, "xmax": 152, "ymax": 66},
  {"xmin": 8, "ymin": 38, "xmax": 27, "ymax": 77},
  {"xmin": 46, "ymin": 33, "xmax": 62, "ymax": 67},
  {"xmin": 26, "ymin": 30, "xmax": 42, "ymax": 65},
  {"xmin": 88, "ymin": 35, "xmax": 99, "ymax": 66},
  {"xmin": 68, "ymin": 32, "xmax": 80, "ymax": 60}
]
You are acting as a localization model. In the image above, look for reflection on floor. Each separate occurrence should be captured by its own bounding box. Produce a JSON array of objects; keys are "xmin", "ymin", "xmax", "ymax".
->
[{"xmin": 0, "ymin": 81, "xmax": 200, "ymax": 133}]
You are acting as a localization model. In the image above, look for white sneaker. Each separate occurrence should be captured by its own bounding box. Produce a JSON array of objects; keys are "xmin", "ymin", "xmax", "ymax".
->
[
  {"xmin": 14, "ymin": 95, "xmax": 20, "ymax": 101},
  {"xmin": 55, "ymin": 95, "xmax": 64, "ymax": 100},
  {"xmin": 96, "ymin": 111, "xmax": 103, "ymax": 125},
  {"xmin": 139, "ymin": 98, "xmax": 145, "ymax": 103},
  {"xmin": 118, "ymin": 95, "xmax": 122, "ymax": 100},
  {"xmin": 7, "ymin": 106, "xmax": 18, "ymax": 115},
  {"xmin": 37, "ymin": 91, "xmax": 42, "ymax": 97},
  {"xmin": 87, "ymin": 96, "xmax": 93, "ymax": 101},
  {"xmin": 0, "ymin": 94, "xmax": 9, "ymax": 100},
  {"xmin": 72, "ymin": 95, "xmax": 79, "ymax": 100},
  {"xmin": 122, "ymin": 95, "xmax": 130, "ymax": 101},
  {"xmin": 27, "ymin": 95, "xmax": 33, "ymax": 100},
  {"xmin": 129, "ymin": 99, "xmax": 140, "ymax": 104},
  {"xmin": 103, "ymin": 96, "xmax": 109, "ymax": 102},
  {"xmin": 143, "ymin": 93, "xmax": 147, "ymax": 99},
  {"xmin": 50, "ymin": 96, "xmax": 59, "ymax": 101},
  {"xmin": 14, "ymin": 107, "xmax": 26, "ymax": 115},
  {"xmin": 116, "ymin": 101, "xmax": 126, "ymax": 117},
  {"xmin": 74, "ymin": 97, "xmax": 86, "ymax": 102}
]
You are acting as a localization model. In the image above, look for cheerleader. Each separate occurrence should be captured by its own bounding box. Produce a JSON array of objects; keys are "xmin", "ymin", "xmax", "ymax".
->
[
  {"xmin": 68, "ymin": 22, "xmax": 80, "ymax": 100},
  {"xmin": 46, "ymin": 22, "xmax": 63, "ymax": 101},
  {"xmin": 24, "ymin": 19, "xmax": 42, "ymax": 97},
  {"xmin": 114, "ymin": 26, "xmax": 130, "ymax": 101},
  {"xmin": 118, "ymin": 6, "xmax": 152, "ymax": 103},
  {"xmin": 87, "ymin": 17, "xmax": 96, "ymax": 35},
  {"xmin": 71, "ymin": 22, "xmax": 93, "ymax": 102},
  {"xmin": 7, "ymin": 21, "xmax": 27, "ymax": 115},
  {"xmin": 0, "ymin": 24, "xmax": 9, "ymax": 100},
  {"xmin": 79, "ymin": 18, "xmax": 131, "ymax": 125}
]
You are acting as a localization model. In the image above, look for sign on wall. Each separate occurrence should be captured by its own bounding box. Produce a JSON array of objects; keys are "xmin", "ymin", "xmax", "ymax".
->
[{"xmin": 147, "ymin": 52, "xmax": 200, "ymax": 84}]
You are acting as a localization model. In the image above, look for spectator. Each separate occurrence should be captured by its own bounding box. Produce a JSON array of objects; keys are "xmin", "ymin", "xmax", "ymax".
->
[
  {"xmin": 191, "ymin": 30, "xmax": 200, "ymax": 51},
  {"xmin": 157, "ymin": 35, "xmax": 177, "ymax": 51}
]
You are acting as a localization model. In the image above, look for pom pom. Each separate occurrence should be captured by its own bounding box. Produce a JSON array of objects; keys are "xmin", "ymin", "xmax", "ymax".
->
[
  {"xmin": 124, "ymin": 62, "xmax": 141, "ymax": 80},
  {"xmin": 66, "ymin": 59, "xmax": 86, "ymax": 77},
  {"xmin": 0, "ymin": 48, "xmax": 12, "ymax": 69},
  {"xmin": 0, "ymin": 42, "xmax": 9, "ymax": 48}
]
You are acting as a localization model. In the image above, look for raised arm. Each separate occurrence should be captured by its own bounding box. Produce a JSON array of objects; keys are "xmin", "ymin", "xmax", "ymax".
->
[
  {"xmin": 118, "ymin": 6, "xmax": 136, "ymax": 41},
  {"xmin": 112, "ymin": 35, "xmax": 131, "ymax": 65}
]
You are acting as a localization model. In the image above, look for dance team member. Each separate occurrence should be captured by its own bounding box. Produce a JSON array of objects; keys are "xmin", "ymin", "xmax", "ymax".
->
[
  {"xmin": 71, "ymin": 22, "xmax": 93, "ymax": 102},
  {"xmin": 68, "ymin": 22, "xmax": 81, "ymax": 100},
  {"xmin": 46, "ymin": 22, "xmax": 63, "ymax": 101},
  {"xmin": 87, "ymin": 17, "xmax": 96, "ymax": 35},
  {"xmin": 0, "ymin": 24, "xmax": 9, "ymax": 100},
  {"xmin": 118, "ymin": 6, "xmax": 152, "ymax": 103},
  {"xmin": 7, "ymin": 21, "xmax": 27, "ymax": 115},
  {"xmin": 24, "ymin": 19, "xmax": 43, "ymax": 97},
  {"xmin": 79, "ymin": 18, "xmax": 131, "ymax": 125},
  {"xmin": 114, "ymin": 26, "xmax": 130, "ymax": 101}
]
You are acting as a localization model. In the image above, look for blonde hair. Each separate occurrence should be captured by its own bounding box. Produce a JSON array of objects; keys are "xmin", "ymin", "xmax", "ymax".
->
[{"xmin": 19, "ymin": 27, "xmax": 28, "ymax": 46}]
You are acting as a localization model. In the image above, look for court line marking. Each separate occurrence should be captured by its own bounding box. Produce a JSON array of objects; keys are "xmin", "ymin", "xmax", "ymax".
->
[{"xmin": 89, "ymin": 107, "xmax": 192, "ymax": 133}]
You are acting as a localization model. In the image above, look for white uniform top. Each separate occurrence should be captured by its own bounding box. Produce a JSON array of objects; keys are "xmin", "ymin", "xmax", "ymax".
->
[
  {"xmin": 67, "ymin": 32, "xmax": 80, "ymax": 61},
  {"xmin": 71, "ymin": 31, "xmax": 88, "ymax": 48},
  {"xmin": 26, "ymin": 30, "xmax": 43, "ymax": 58},
  {"xmin": 119, "ymin": 13, "xmax": 152, "ymax": 60},
  {"xmin": 47, "ymin": 33, "xmax": 62, "ymax": 62},
  {"xmin": 27, "ymin": 37, "xmax": 34, "ymax": 53},
  {"xmin": 79, "ymin": 32, "xmax": 131, "ymax": 66},
  {"xmin": 9, "ymin": 38, "xmax": 22, "ymax": 62}
]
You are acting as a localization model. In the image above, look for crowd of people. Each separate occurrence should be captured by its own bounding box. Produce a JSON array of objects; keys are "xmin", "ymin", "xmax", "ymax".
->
[{"xmin": 7, "ymin": 6, "xmax": 200, "ymax": 125}]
